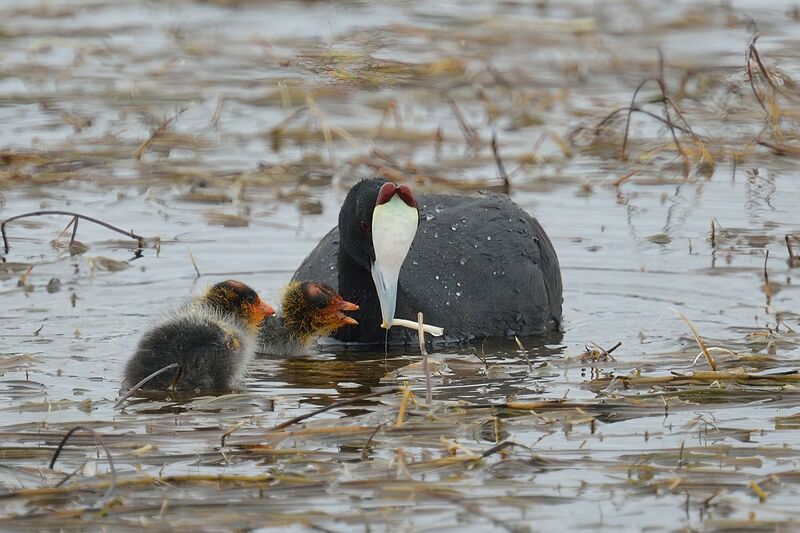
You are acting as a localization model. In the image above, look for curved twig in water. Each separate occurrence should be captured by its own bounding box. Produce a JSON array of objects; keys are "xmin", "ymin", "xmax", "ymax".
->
[
  {"xmin": 595, "ymin": 106, "xmax": 692, "ymax": 136},
  {"xmin": 114, "ymin": 363, "xmax": 182, "ymax": 409},
  {"xmin": 2, "ymin": 210, "xmax": 145, "ymax": 254},
  {"xmin": 49, "ymin": 425, "xmax": 117, "ymax": 500},
  {"xmin": 621, "ymin": 78, "xmax": 658, "ymax": 159}
]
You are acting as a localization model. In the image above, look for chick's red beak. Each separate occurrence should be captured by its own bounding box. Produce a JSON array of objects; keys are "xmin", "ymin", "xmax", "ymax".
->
[
  {"xmin": 339, "ymin": 315, "xmax": 358, "ymax": 326},
  {"xmin": 329, "ymin": 296, "xmax": 359, "ymax": 326},
  {"xmin": 336, "ymin": 299, "xmax": 359, "ymax": 313},
  {"xmin": 260, "ymin": 299, "xmax": 276, "ymax": 317},
  {"xmin": 249, "ymin": 298, "xmax": 275, "ymax": 325}
]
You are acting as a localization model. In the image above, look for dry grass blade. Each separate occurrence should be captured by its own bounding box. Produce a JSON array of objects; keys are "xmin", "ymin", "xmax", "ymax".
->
[
  {"xmin": 417, "ymin": 312, "xmax": 432, "ymax": 407},
  {"xmin": 271, "ymin": 387, "xmax": 401, "ymax": 431},
  {"xmin": 597, "ymin": 51, "xmax": 707, "ymax": 176},
  {"xmin": 514, "ymin": 336, "xmax": 532, "ymax": 371},
  {"xmin": 479, "ymin": 440, "xmax": 528, "ymax": 459},
  {"xmin": 360, "ymin": 424, "xmax": 383, "ymax": 460},
  {"xmin": 786, "ymin": 234, "xmax": 797, "ymax": 267},
  {"xmin": 655, "ymin": 53, "xmax": 690, "ymax": 177},
  {"xmin": 2, "ymin": 474, "xmax": 273, "ymax": 500},
  {"xmin": 491, "ymin": 132, "xmax": 510, "ymax": 194},
  {"xmin": 134, "ymin": 107, "xmax": 186, "ymax": 160},
  {"xmin": 52, "ymin": 215, "xmax": 78, "ymax": 246},
  {"xmin": 396, "ymin": 384, "xmax": 411, "ymax": 427},
  {"xmin": 580, "ymin": 341, "xmax": 621, "ymax": 362},
  {"xmin": 748, "ymin": 480, "xmax": 767, "ymax": 502},
  {"xmin": 621, "ymin": 78, "xmax": 658, "ymax": 160},
  {"xmin": 746, "ymin": 38, "xmax": 765, "ymax": 110},
  {"xmin": 710, "ymin": 219, "xmax": 716, "ymax": 248},
  {"xmin": 447, "ymin": 98, "xmax": 481, "ymax": 148},
  {"xmin": 220, "ymin": 421, "xmax": 246, "ymax": 446},
  {"xmin": 188, "ymin": 247, "xmax": 201, "ymax": 279},
  {"xmin": 16, "ymin": 265, "xmax": 32, "ymax": 287},
  {"xmin": 461, "ymin": 399, "xmax": 587, "ymax": 410},
  {"xmin": 744, "ymin": 34, "xmax": 800, "ymax": 145},
  {"xmin": 69, "ymin": 217, "xmax": 80, "ymax": 246},
  {"xmin": 670, "ymin": 308, "xmax": 716, "ymax": 370},
  {"xmin": 763, "ymin": 249, "xmax": 771, "ymax": 305},
  {"xmin": 746, "ymin": 35, "xmax": 774, "ymax": 116},
  {"xmin": 612, "ymin": 169, "xmax": 641, "ymax": 188}
]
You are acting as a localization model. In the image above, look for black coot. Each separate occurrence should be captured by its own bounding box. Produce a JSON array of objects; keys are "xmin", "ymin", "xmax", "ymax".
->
[{"xmin": 293, "ymin": 178, "xmax": 562, "ymax": 344}]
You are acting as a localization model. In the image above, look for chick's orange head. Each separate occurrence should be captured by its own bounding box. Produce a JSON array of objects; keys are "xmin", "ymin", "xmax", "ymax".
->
[{"xmin": 206, "ymin": 280, "xmax": 275, "ymax": 327}]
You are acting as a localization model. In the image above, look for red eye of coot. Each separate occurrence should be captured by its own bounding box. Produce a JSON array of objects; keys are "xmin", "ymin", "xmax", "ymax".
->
[
  {"xmin": 360, "ymin": 220, "xmax": 370, "ymax": 233},
  {"xmin": 395, "ymin": 185, "xmax": 417, "ymax": 209}
]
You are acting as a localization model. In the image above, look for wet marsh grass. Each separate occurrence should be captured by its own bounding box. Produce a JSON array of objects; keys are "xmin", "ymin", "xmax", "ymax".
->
[
  {"xmin": 1, "ymin": 0, "xmax": 800, "ymax": 530},
  {"xmin": 2, "ymin": 387, "xmax": 799, "ymax": 531}
]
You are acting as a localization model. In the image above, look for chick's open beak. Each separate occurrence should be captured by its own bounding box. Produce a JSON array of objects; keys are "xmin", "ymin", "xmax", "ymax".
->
[
  {"xmin": 371, "ymin": 184, "xmax": 419, "ymax": 329},
  {"xmin": 339, "ymin": 315, "xmax": 359, "ymax": 326},
  {"xmin": 329, "ymin": 297, "xmax": 359, "ymax": 326}
]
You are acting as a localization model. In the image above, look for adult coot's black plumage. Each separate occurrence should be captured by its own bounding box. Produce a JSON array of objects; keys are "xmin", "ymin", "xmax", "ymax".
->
[
  {"xmin": 293, "ymin": 178, "xmax": 562, "ymax": 344},
  {"xmin": 123, "ymin": 280, "xmax": 274, "ymax": 391}
]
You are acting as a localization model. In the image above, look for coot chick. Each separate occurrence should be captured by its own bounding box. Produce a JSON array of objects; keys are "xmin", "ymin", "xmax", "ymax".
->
[
  {"xmin": 123, "ymin": 280, "xmax": 275, "ymax": 391},
  {"xmin": 257, "ymin": 281, "xmax": 358, "ymax": 357},
  {"xmin": 293, "ymin": 178, "xmax": 562, "ymax": 344}
]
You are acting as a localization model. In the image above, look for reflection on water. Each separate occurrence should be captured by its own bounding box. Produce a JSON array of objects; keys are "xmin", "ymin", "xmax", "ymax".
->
[{"xmin": 249, "ymin": 332, "xmax": 564, "ymax": 404}]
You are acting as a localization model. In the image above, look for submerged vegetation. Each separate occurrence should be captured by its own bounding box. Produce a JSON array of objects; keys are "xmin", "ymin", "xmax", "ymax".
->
[{"xmin": 1, "ymin": 0, "xmax": 800, "ymax": 530}]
